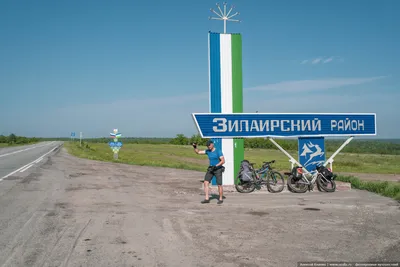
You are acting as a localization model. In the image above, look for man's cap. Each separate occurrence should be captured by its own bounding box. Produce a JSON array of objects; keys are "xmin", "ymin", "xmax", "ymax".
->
[{"xmin": 206, "ymin": 140, "xmax": 214, "ymax": 146}]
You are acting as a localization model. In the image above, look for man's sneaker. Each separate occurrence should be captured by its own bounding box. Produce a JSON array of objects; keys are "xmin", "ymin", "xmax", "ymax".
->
[
  {"xmin": 217, "ymin": 200, "xmax": 223, "ymax": 204},
  {"xmin": 201, "ymin": 199, "xmax": 210, "ymax": 204}
]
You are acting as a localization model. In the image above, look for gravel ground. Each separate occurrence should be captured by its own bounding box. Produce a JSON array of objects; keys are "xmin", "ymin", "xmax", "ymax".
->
[{"xmin": 0, "ymin": 147, "xmax": 399, "ymax": 267}]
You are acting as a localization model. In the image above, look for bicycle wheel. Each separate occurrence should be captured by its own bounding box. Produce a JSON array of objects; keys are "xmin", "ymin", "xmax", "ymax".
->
[
  {"xmin": 287, "ymin": 175, "xmax": 308, "ymax": 193},
  {"xmin": 235, "ymin": 176, "xmax": 256, "ymax": 193},
  {"xmin": 266, "ymin": 171, "xmax": 285, "ymax": 193},
  {"xmin": 316, "ymin": 175, "xmax": 336, "ymax": 192}
]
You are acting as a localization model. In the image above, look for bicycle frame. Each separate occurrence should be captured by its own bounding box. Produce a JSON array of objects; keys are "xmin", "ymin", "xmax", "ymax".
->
[
  {"xmin": 297, "ymin": 169, "xmax": 319, "ymax": 186},
  {"xmin": 251, "ymin": 163, "xmax": 277, "ymax": 185},
  {"xmin": 251, "ymin": 163, "xmax": 268, "ymax": 178}
]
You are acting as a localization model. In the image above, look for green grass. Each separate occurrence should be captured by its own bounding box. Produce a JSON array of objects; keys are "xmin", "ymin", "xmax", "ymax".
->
[
  {"xmin": 0, "ymin": 142, "xmax": 38, "ymax": 148},
  {"xmin": 336, "ymin": 175, "xmax": 400, "ymax": 201},
  {"xmin": 64, "ymin": 141, "xmax": 400, "ymax": 175},
  {"xmin": 245, "ymin": 148, "xmax": 400, "ymax": 174},
  {"xmin": 64, "ymin": 141, "xmax": 400, "ymax": 201},
  {"xmin": 65, "ymin": 141, "xmax": 209, "ymax": 172}
]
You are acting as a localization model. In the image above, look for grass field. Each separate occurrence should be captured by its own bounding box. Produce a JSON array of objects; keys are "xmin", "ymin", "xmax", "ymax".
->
[
  {"xmin": 336, "ymin": 175, "xmax": 400, "ymax": 201},
  {"xmin": 64, "ymin": 141, "xmax": 400, "ymax": 201},
  {"xmin": 64, "ymin": 141, "xmax": 400, "ymax": 174}
]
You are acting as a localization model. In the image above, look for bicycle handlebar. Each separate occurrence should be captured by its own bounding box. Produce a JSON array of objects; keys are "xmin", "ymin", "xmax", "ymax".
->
[{"xmin": 263, "ymin": 160, "xmax": 275, "ymax": 165}]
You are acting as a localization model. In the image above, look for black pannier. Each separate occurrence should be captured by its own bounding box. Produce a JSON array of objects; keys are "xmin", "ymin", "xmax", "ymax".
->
[
  {"xmin": 291, "ymin": 166, "xmax": 303, "ymax": 181},
  {"xmin": 316, "ymin": 165, "xmax": 334, "ymax": 180}
]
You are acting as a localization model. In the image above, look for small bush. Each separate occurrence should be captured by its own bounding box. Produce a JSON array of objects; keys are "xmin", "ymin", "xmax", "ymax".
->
[
  {"xmin": 383, "ymin": 183, "xmax": 400, "ymax": 199},
  {"xmin": 336, "ymin": 175, "xmax": 400, "ymax": 201}
]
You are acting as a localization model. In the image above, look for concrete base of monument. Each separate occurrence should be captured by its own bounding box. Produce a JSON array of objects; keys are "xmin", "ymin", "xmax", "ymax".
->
[{"xmin": 199, "ymin": 181, "xmax": 351, "ymax": 194}]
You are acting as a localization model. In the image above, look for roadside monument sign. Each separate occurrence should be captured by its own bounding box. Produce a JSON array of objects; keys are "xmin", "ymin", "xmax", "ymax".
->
[
  {"xmin": 109, "ymin": 129, "xmax": 123, "ymax": 160},
  {"xmin": 192, "ymin": 113, "xmax": 376, "ymax": 138},
  {"xmin": 199, "ymin": 2, "xmax": 377, "ymax": 185},
  {"xmin": 192, "ymin": 112, "xmax": 377, "ymax": 177}
]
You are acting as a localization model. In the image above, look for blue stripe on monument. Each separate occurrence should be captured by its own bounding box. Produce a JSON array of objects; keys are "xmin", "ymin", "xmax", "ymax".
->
[{"xmin": 209, "ymin": 32, "xmax": 222, "ymax": 186}]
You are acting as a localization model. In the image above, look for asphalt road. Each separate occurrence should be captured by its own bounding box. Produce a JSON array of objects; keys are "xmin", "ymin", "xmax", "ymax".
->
[
  {"xmin": 0, "ymin": 146, "xmax": 399, "ymax": 267},
  {"xmin": 0, "ymin": 141, "xmax": 62, "ymax": 180}
]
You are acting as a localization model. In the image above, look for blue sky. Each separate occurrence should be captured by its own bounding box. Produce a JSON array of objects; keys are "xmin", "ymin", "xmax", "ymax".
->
[{"xmin": 0, "ymin": 0, "xmax": 398, "ymax": 138}]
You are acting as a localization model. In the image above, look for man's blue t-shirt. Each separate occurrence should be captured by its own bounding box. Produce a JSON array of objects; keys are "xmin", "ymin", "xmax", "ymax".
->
[{"xmin": 205, "ymin": 148, "xmax": 224, "ymax": 166}]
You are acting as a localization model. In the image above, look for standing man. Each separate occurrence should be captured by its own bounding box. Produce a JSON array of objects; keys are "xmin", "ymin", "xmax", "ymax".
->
[{"xmin": 192, "ymin": 140, "xmax": 225, "ymax": 204}]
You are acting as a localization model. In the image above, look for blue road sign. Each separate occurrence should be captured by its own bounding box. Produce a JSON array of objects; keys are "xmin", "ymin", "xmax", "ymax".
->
[
  {"xmin": 109, "ymin": 141, "xmax": 123, "ymax": 148},
  {"xmin": 71, "ymin": 132, "xmax": 75, "ymax": 137},
  {"xmin": 298, "ymin": 137, "xmax": 326, "ymax": 172},
  {"xmin": 192, "ymin": 113, "xmax": 376, "ymax": 138}
]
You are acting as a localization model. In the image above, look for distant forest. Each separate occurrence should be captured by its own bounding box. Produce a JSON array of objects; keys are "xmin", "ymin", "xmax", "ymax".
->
[
  {"xmin": 0, "ymin": 134, "xmax": 39, "ymax": 145},
  {"xmin": 33, "ymin": 133, "xmax": 400, "ymax": 155}
]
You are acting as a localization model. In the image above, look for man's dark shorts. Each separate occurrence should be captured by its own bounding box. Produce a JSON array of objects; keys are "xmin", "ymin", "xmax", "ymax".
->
[{"xmin": 204, "ymin": 166, "xmax": 224, "ymax": 185}]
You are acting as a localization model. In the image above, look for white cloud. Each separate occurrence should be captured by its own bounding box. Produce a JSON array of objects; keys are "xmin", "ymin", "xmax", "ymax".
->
[
  {"xmin": 246, "ymin": 76, "xmax": 387, "ymax": 93},
  {"xmin": 323, "ymin": 57, "xmax": 333, "ymax": 63},
  {"xmin": 312, "ymin": 57, "xmax": 323, "ymax": 64},
  {"xmin": 301, "ymin": 56, "xmax": 342, "ymax": 65}
]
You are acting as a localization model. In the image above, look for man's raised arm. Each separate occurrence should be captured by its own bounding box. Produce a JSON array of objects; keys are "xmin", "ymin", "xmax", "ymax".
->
[{"xmin": 192, "ymin": 143, "xmax": 206, "ymax": 155}]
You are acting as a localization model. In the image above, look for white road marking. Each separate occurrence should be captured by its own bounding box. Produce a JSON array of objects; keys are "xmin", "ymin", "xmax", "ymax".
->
[
  {"xmin": 0, "ymin": 141, "xmax": 55, "ymax": 159},
  {"xmin": 19, "ymin": 164, "xmax": 33, "ymax": 173},
  {"xmin": 34, "ymin": 157, "xmax": 43, "ymax": 164},
  {"xmin": 0, "ymin": 144, "xmax": 59, "ymax": 181}
]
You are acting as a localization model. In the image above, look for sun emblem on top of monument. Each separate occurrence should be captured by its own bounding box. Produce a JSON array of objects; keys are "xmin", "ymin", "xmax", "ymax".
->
[{"xmin": 209, "ymin": 2, "xmax": 241, "ymax": 34}]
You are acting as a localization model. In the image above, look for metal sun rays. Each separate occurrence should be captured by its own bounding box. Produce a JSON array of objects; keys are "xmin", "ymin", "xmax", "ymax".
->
[{"xmin": 209, "ymin": 2, "xmax": 241, "ymax": 33}]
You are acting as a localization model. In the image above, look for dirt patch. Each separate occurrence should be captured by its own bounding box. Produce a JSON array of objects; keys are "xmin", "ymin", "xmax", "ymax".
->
[
  {"xmin": 93, "ymin": 202, "xmax": 124, "ymax": 208},
  {"xmin": 68, "ymin": 172, "xmax": 87, "ymax": 178},
  {"xmin": 116, "ymin": 211, "xmax": 127, "ymax": 214},
  {"xmin": 46, "ymin": 211, "xmax": 57, "ymax": 217},
  {"xmin": 112, "ymin": 237, "xmax": 128, "ymax": 245},
  {"xmin": 247, "ymin": 211, "xmax": 269, "ymax": 216},
  {"xmin": 41, "ymin": 157, "xmax": 53, "ymax": 168},
  {"xmin": 55, "ymin": 202, "xmax": 69, "ymax": 209},
  {"xmin": 20, "ymin": 173, "xmax": 40, "ymax": 184},
  {"xmin": 3, "ymin": 176, "xmax": 22, "ymax": 181},
  {"xmin": 65, "ymin": 184, "xmax": 110, "ymax": 191}
]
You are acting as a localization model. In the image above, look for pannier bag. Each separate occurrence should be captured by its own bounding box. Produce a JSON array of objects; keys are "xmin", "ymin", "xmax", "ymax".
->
[
  {"xmin": 238, "ymin": 160, "xmax": 253, "ymax": 182},
  {"xmin": 316, "ymin": 165, "xmax": 334, "ymax": 180},
  {"xmin": 291, "ymin": 166, "xmax": 303, "ymax": 181}
]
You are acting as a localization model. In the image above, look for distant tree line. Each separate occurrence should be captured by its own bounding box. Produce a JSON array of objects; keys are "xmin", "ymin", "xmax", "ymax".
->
[
  {"xmin": 0, "ymin": 134, "xmax": 40, "ymax": 145},
  {"xmin": 38, "ymin": 133, "xmax": 400, "ymax": 155},
  {"xmin": 167, "ymin": 134, "xmax": 400, "ymax": 155}
]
